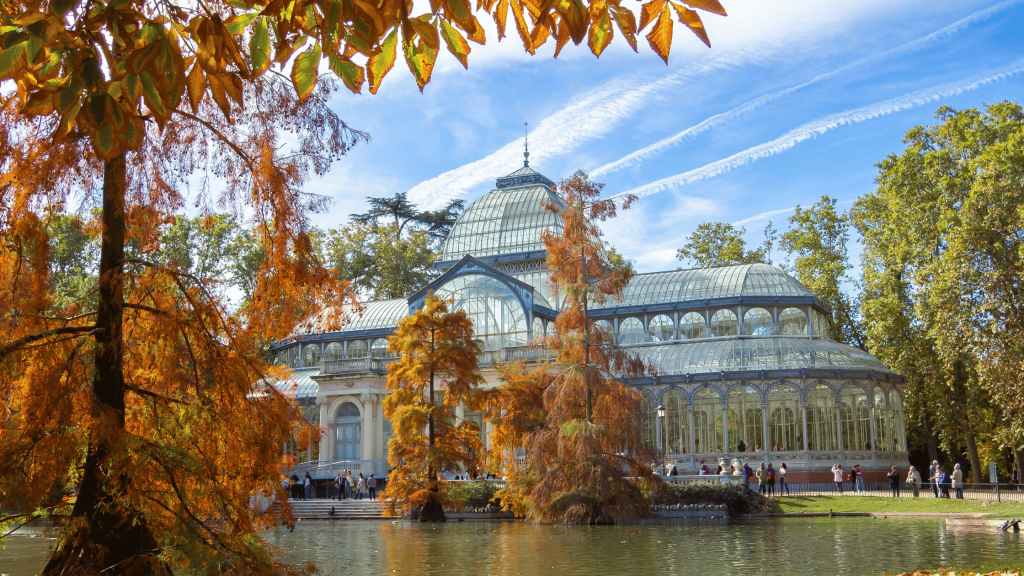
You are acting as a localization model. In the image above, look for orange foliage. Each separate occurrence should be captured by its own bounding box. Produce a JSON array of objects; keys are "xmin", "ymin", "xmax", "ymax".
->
[
  {"xmin": 381, "ymin": 295, "xmax": 484, "ymax": 520},
  {"xmin": 483, "ymin": 171, "xmax": 661, "ymax": 524}
]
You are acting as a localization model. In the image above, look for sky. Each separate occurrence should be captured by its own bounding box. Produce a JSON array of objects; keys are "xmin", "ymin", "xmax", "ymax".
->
[{"xmin": 305, "ymin": 0, "xmax": 1024, "ymax": 274}]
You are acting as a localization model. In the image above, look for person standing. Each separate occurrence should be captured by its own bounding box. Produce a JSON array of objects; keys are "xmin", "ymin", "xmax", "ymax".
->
[
  {"xmin": 939, "ymin": 466, "xmax": 951, "ymax": 498},
  {"xmin": 356, "ymin": 473, "xmax": 366, "ymax": 500},
  {"xmin": 929, "ymin": 461, "xmax": 940, "ymax": 498},
  {"xmin": 855, "ymin": 465, "xmax": 865, "ymax": 493},
  {"xmin": 847, "ymin": 467, "xmax": 857, "ymax": 493},
  {"xmin": 907, "ymin": 466, "xmax": 921, "ymax": 498},
  {"xmin": 778, "ymin": 463, "xmax": 790, "ymax": 496},
  {"xmin": 343, "ymin": 471, "xmax": 353, "ymax": 501},
  {"xmin": 887, "ymin": 466, "xmax": 900, "ymax": 498},
  {"xmin": 831, "ymin": 464, "xmax": 844, "ymax": 494},
  {"xmin": 756, "ymin": 463, "xmax": 767, "ymax": 495},
  {"xmin": 303, "ymin": 472, "xmax": 312, "ymax": 501},
  {"xmin": 333, "ymin": 471, "xmax": 344, "ymax": 500},
  {"xmin": 766, "ymin": 463, "xmax": 776, "ymax": 497},
  {"xmin": 367, "ymin": 474, "xmax": 377, "ymax": 500},
  {"xmin": 290, "ymin": 473, "xmax": 300, "ymax": 499},
  {"xmin": 737, "ymin": 440, "xmax": 746, "ymax": 453},
  {"xmin": 742, "ymin": 462, "xmax": 753, "ymax": 490},
  {"xmin": 952, "ymin": 464, "xmax": 964, "ymax": 499},
  {"xmin": 1011, "ymin": 462, "xmax": 1021, "ymax": 491}
]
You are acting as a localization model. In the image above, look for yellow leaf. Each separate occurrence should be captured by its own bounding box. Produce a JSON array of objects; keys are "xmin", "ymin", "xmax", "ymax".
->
[
  {"xmin": 185, "ymin": 64, "xmax": 205, "ymax": 112},
  {"xmin": 367, "ymin": 28, "xmax": 398, "ymax": 95},
  {"xmin": 610, "ymin": 7, "xmax": 638, "ymax": 52},
  {"xmin": 439, "ymin": 19, "xmax": 471, "ymax": 69},
  {"xmin": 410, "ymin": 17, "xmax": 440, "ymax": 51},
  {"xmin": 493, "ymin": 0, "xmax": 510, "ymax": 40},
  {"xmin": 588, "ymin": 1, "xmax": 613, "ymax": 58},
  {"xmin": 671, "ymin": 2, "xmax": 709, "ymax": 47},
  {"xmin": 645, "ymin": 4, "xmax": 672, "ymax": 64},
  {"xmin": 683, "ymin": 0, "xmax": 726, "ymax": 16},
  {"xmin": 507, "ymin": 0, "xmax": 533, "ymax": 55},
  {"xmin": 638, "ymin": 0, "xmax": 665, "ymax": 31}
]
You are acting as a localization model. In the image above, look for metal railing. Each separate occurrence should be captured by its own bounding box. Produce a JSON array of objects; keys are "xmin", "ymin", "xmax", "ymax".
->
[
  {"xmin": 502, "ymin": 346, "xmax": 554, "ymax": 362},
  {"xmin": 320, "ymin": 358, "xmax": 395, "ymax": 375},
  {"xmin": 289, "ymin": 459, "xmax": 389, "ymax": 478},
  {"xmin": 686, "ymin": 480, "xmax": 1024, "ymax": 502}
]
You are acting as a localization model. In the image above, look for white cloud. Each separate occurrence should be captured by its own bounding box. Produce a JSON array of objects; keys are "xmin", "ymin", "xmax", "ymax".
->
[
  {"xmin": 733, "ymin": 207, "xmax": 797, "ymax": 227},
  {"xmin": 406, "ymin": 0, "xmax": 927, "ymax": 208},
  {"xmin": 620, "ymin": 59, "xmax": 1024, "ymax": 198}
]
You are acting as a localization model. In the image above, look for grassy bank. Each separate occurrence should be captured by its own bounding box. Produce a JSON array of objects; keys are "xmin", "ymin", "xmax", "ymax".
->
[
  {"xmin": 878, "ymin": 568, "xmax": 1022, "ymax": 576},
  {"xmin": 771, "ymin": 495, "xmax": 1024, "ymax": 516}
]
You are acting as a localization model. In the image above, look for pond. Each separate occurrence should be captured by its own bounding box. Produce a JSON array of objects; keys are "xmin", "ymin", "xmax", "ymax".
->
[{"xmin": 3, "ymin": 518, "xmax": 1021, "ymax": 575}]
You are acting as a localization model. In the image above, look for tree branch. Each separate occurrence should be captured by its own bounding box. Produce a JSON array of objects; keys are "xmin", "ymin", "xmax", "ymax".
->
[{"xmin": 0, "ymin": 326, "xmax": 97, "ymax": 359}]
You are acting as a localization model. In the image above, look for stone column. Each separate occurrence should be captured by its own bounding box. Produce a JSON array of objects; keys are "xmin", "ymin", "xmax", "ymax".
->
[
  {"xmin": 869, "ymin": 408, "xmax": 877, "ymax": 451},
  {"xmin": 687, "ymin": 409, "xmax": 695, "ymax": 454},
  {"xmin": 761, "ymin": 406, "xmax": 769, "ymax": 451},
  {"xmin": 836, "ymin": 404, "xmax": 844, "ymax": 451},
  {"xmin": 721, "ymin": 404, "xmax": 729, "ymax": 454},
  {"xmin": 801, "ymin": 406, "xmax": 809, "ymax": 452},
  {"xmin": 361, "ymin": 392, "xmax": 374, "ymax": 462},
  {"xmin": 317, "ymin": 396, "xmax": 330, "ymax": 461}
]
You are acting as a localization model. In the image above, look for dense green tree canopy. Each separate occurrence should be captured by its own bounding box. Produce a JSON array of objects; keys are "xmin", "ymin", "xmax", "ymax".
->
[{"xmin": 676, "ymin": 221, "xmax": 767, "ymax": 268}]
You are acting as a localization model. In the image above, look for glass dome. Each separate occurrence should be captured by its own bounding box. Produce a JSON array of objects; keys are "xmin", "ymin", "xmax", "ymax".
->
[
  {"xmin": 290, "ymin": 299, "xmax": 409, "ymax": 336},
  {"xmin": 595, "ymin": 264, "xmax": 812, "ymax": 308},
  {"xmin": 635, "ymin": 337, "xmax": 889, "ymax": 375},
  {"xmin": 440, "ymin": 169, "xmax": 564, "ymax": 261}
]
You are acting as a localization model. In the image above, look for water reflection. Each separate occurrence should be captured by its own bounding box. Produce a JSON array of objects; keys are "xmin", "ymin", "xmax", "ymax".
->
[{"xmin": 3, "ymin": 518, "xmax": 1021, "ymax": 576}]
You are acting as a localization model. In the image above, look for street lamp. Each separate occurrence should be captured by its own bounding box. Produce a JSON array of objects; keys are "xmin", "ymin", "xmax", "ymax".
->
[{"xmin": 656, "ymin": 404, "xmax": 666, "ymax": 476}]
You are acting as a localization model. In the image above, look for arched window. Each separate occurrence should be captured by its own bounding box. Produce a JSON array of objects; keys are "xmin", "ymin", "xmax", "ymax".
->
[
  {"xmin": 648, "ymin": 315, "xmax": 675, "ymax": 342},
  {"xmin": 302, "ymin": 344, "xmax": 321, "ymax": 367},
  {"xmin": 324, "ymin": 342, "xmax": 344, "ymax": 361},
  {"xmin": 680, "ymin": 312, "xmax": 707, "ymax": 339},
  {"xmin": 709, "ymin": 309, "xmax": 738, "ymax": 337},
  {"xmin": 778, "ymin": 308, "xmax": 807, "ymax": 335},
  {"xmin": 287, "ymin": 346, "xmax": 299, "ymax": 368},
  {"xmin": 812, "ymin": 309, "xmax": 830, "ymax": 339},
  {"xmin": 532, "ymin": 317, "xmax": 544, "ymax": 340},
  {"xmin": 334, "ymin": 403, "xmax": 361, "ymax": 460},
  {"xmin": 641, "ymin": 394, "xmax": 655, "ymax": 448},
  {"xmin": 728, "ymin": 386, "xmax": 762, "ymax": 451},
  {"xmin": 768, "ymin": 385, "xmax": 799, "ymax": 451},
  {"xmin": 889, "ymin": 389, "xmax": 906, "ymax": 452},
  {"xmin": 663, "ymin": 389, "xmax": 688, "ymax": 454},
  {"xmin": 370, "ymin": 338, "xmax": 389, "ymax": 359},
  {"xmin": 693, "ymin": 388, "xmax": 723, "ymax": 453},
  {"xmin": 347, "ymin": 340, "xmax": 367, "ymax": 359},
  {"xmin": 435, "ymin": 274, "xmax": 529, "ymax": 350},
  {"xmin": 874, "ymin": 387, "xmax": 889, "ymax": 451},
  {"xmin": 840, "ymin": 385, "xmax": 870, "ymax": 451},
  {"xmin": 743, "ymin": 308, "xmax": 773, "ymax": 336},
  {"xmin": 618, "ymin": 317, "xmax": 644, "ymax": 345},
  {"xmin": 806, "ymin": 384, "xmax": 838, "ymax": 452}
]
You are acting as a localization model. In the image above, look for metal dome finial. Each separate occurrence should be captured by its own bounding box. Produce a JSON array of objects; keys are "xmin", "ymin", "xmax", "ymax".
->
[{"xmin": 524, "ymin": 122, "xmax": 529, "ymax": 167}]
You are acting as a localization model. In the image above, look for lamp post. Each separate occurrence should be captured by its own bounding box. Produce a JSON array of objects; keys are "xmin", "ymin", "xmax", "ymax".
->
[{"xmin": 657, "ymin": 404, "xmax": 666, "ymax": 476}]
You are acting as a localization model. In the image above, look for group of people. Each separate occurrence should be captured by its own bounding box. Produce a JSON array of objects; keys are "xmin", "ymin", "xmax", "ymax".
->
[
  {"xmin": 829, "ymin": 464, "xmax": 867, "ymax": 494},
  {"xmin": 332, "ymin": 470, "xmax": 376, "ymax": 501},
  {"xmin": 736, "ymin": 440, "xmax": 789, "ymax": 452}
]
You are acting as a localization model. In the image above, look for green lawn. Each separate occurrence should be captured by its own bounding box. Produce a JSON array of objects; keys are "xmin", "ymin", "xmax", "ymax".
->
[{"xmin": 771, "ymin": 495, "xmax": 1024, "ymax": 516}]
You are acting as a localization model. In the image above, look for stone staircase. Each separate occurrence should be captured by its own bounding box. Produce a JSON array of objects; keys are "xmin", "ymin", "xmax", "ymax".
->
[{"xmin": 287, "ymin": 498, "xmax": 386, "ymax": 520}]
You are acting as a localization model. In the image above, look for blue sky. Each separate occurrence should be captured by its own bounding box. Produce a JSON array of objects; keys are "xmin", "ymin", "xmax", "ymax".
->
[{"xmin": 307, "ymin": 0, "xmax": 1024, "ymax": 274}]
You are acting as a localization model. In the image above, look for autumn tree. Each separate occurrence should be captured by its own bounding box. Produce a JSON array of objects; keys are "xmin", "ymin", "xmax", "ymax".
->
[
  {"xmin": 382, "ymin": 295, "xmax": 484, "ymax": 522},
  {"xmin": 854, "ymin": 102, "xmax": 1024, "ymax": 482},
  {"xmin": 1, "ymin": 0, "xmax": 727, "ymax": 568},
  {"xmin": 676, "ymin": 221, "xmax": 768, "ymax": 268},
  {"xmin": 484, "ymin": 171, "xmax": 659, "ymax": 525},
  {"xmin": 781, "ymin": 195, "xmax": 864, "ymax": 347}
]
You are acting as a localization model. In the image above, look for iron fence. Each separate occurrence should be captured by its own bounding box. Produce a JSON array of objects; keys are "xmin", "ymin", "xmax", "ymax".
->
[{"xmin": 663, "ymin": 478, "xmax": 1024, "ymax": 502}]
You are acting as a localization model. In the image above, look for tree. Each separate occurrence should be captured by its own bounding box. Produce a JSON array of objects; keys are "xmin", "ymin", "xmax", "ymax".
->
[
  {"xmin": 1, "ymin": 0, "xmax": 728, "ymax": 567},
  {"xmin": 781, "ymin": 195, "xmax": 863, "ymax": 347},
  {"xmin": 605, "ymin": 245, "xmax": 629, "ymax": 268},
  {"xmin": 321, "ymin": 221, "xmax": 437, "ymax": 299},
  {"xmin": 485, "ymin": 171, "xmax": 659, "ymax": 525},
  {"xmin": 382, "ymin": 295, "xmax": 484, "ymax": 522},
  {"xmin": 45, "ymin": 211, "xmax": 99, "ymax": 311},
  {"xmin": 352, "ymin": 192, "xmax": 465, "ymax": 247},
  {"xmin": 852, "ymin": 103, "xmax": 1024, "ymax": 484},
  {"xmin": 676, "ymin": 221, "xmax": 768, "ymax": 268}
]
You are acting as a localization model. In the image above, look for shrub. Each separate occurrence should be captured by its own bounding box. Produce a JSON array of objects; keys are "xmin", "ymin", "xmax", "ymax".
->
[
  {"xmin": 651, "ymin": 482, "xmax": 769, "ymax": 514},
  {"xmin": 444, "ymin": 481, "xmax": 502, "ymax": 509}
]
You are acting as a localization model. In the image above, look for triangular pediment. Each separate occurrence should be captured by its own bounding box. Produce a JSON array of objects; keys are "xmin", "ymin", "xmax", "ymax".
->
[{"xmin": 407, "ymin": 255, "xmax": 537, "ymax": 315}]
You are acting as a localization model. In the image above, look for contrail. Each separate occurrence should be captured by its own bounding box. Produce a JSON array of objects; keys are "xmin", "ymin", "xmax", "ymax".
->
[
  {"xmin": 733, "ymin": 207, "xmax": 796, "ymax": 227},
  {"xmin": 591, "ymin": 0, "xmax": 1023, "ymax": 178},
  {"xmin": 619, "ymin": 60, "xmax": 1024, "ymax": 199}
]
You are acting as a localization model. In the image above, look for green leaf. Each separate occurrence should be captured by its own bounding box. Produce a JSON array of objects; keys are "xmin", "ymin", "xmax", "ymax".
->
[
  {"xmin": 225, "ymin": 12, "xmax": 259, "ymax": 34},
  {"xmin": 290, "ymin": 44, "xmax": 320, "ymax": 100},
  {"xmin": 439, "ymin": 19, "xmax": 470, "ymax": 69},
  {"xmin": 56, "ymin": 79, "xmax": 81, "ymax": 114},
  {"xmin": 402, "ymin": 38, "xmax": 437, "ymax": 93},
  {"xmin": 249, "ymin": 17, "xmax": 271, "ymax": 75},
  {"xmin": 328, "ymin": 54, "xmax": 364, "ymax": 94},
  {"xmin": 86, "ymin": 90, "xmax": 108, "ymax": 125},
  {"xmin": 0, "ymin": 42, "xmax": 26, "ymax": 80},
  {"xmin": 366, "ymin": 29, "xmax": 397, "ymax": 95},
  {"xmin": 90, "ymin": 123, "xmax": 119, "ymax": 160},
  {"xmin": 126, "ymin": 41, "xmax": 161, "ymax": 75},
  {"xmin": 138, "ymin": 70, "xmax": 168, "ymax": 117}
]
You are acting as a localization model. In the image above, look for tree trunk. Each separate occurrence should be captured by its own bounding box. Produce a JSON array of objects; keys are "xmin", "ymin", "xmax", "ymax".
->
[
  {"xmin": 964, "ymin": 430, "xmax": 982, "ymax": 488},
  {"xmin": 419, "ymin": 333, "xmax": 444, "ymax": 522},
  {"xmin": 42, "ymin": 156, "xmax": 162, "ymax": 576},
  {"xmin": 926, "ymin": 429, "xmax": 939, "ymax": 465}
]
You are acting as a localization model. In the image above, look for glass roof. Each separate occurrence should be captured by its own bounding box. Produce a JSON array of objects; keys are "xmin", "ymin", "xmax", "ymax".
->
[
  {"xmin": 440, "ymin": 179, "xmax": 564, "ymax": 261},
  {"xmin": 593, "ymin": 264, "xmax": 812, "ymax": 308},
  {"xmin": 272, "ymin": 368, "xmax": 319, "ymax": 399},
  {"xmin": 291, "ymin": 298, "xmax": 408, "ymax": 336},
  {"xmin": 634, "ymin": 337, "xmax": 890, "ymax": 375}
]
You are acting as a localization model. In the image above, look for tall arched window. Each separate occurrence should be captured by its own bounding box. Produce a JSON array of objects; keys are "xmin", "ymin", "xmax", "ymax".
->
[
  {"xmin": 648, "ymin": 315, "xmax": 675, "ymax": 342},
  {"xmin": 435, "ymin": 274, "xmax": 529, "ymax": 350},
  {"xmin": 889, "ymin": 390, "xmax": 906, "ymax": 451},
  {"xmin": 743, "ymin": 308, "xmax": 773, "ymax": 336},
  {"xmin": 532, "ymin": 317, "xmax": 544, "ymax": 340},
  {"xmin": 334, "ymin": 403, "xmax": 361, "ymax": 460},
  {"xmin": 840, "ymin": 385, "xmax": 870, "ymax": 451},
  {"xmin": 618, "ymin": 317, "xmax": 644, "ymax": 345},
  {"xmin": 324, "ymin": 342, "xmax": 344, "ymax": 361},
  {"xmin": 347, "ymin": 340, "xmax": 367, "ymax": 359},
  {"xmin": 778, "ymin": 308, "xmax": 807, "ymax": 335},
  {"xmin": 641, "ymin": 393, "xmax": 655, "ymax": 448},
  {"xmin": 663, "ymin": 389, "xmax": 688, "ymax": 454},
  {"xmin": 680, "ymin": 312, "xmax": 707, "ymax": 339},
  {"xmin": 874, "ymin": 387, "xmax": 890, "ymax": 451},
  {"xmin": 302, "ymin": 344, "xmax": 321, "ymax": 367},
  {"xmin": 287, "ymin": 346, "xmax": 299, "ymax": 368},
  {"xmin": 709, "ymin": 309, "xmax": 738, "ymax": 337},
  {"xmin": 728, "ymin": 386, "xmax": 762, "ymax": 451},
  {"xmin": 768, "ymin": 385, "xmax": 799, "ymax": 451},
  {"xmin": 806, "ymin": 384, "xmax": 838, "ymax": 452},
  {"xmin": 693, "ymin": 388, "xmax": 723, "ymax": 453}
]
